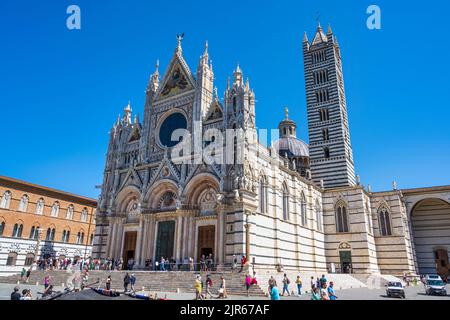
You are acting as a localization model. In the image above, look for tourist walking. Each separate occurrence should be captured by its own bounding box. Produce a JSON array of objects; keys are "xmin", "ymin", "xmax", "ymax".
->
[
  {"xmin": 106, "ymin": 275, "xmax": 112, "ymax": 290},
  {"xmin": 195, "ymin": 275, "xmax": 203, "ymax": 300},
  {"xmin": 310, "ymin": 276, "xmax": 315, "ymax": 292},
  {"xmin": 320, "ymin": 274, "xmax": 327, "ymax": 287},
  {"xmin": 218, "ymin": 276, "xmax": 227, "ymax": 298},
  {"xmin": 123, "ymin": 272, "xmax": 131, "ymax": 292},
  {"xmin": 20, "ymin": 268, "xmax": 26, "ymax": 282},
  {"xmin": 205, "ymin": 274, "xmax": 214, "ymax": 299},
  {"xmin": 25, "ymin": 268, "xmax": 31, "ymax": 283},
  {"xmin": 295, "ymin": 275, "xmax": 302, "ymax": 296},
  {"xmin": 327, "ymin": 282, "xmax": 338, "ymax": 300},
  {"xmin": 245, "ymin": 273, "xmax": 252, "ymax": 297},
  {"xmin": 130, "ymin": 273, "xmax": 136, "ymax": 292},
  {"xmin": 281, "ymin": 274, "xmax": 291, "ymax": 296}
]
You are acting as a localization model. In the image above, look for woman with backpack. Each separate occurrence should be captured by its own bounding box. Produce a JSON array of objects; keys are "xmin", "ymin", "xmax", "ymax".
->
[{"xmin": 281, "ymin": 274, "xmax": 291, "ymax": 296}]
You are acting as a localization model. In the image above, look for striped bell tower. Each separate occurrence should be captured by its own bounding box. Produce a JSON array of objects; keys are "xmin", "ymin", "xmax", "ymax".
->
[{"xmin": 302, "ymin": 23, "xmax": 356, "ymax": 188}]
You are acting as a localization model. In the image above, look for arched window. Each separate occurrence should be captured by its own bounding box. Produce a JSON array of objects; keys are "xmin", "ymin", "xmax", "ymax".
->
[
  {"xmin": 46, "ymin": 227, "xmax": 55, "ymax": 241},
  {"xmin": 36, "ymin": 198, "xmax": 45, "ymax": 215},
  {"xmin": 315, "ymin": 201, "xmax": 323, "ymax": 232},
  {"xmin": 232, "ymin": 96, "xmax": 237, "ymax": 113},
  {"xmin": 300, "ymin": 192, "xmax": 307, "ymax": 226},
  {"xmin": 336, "ymin": 202, "xmax": 349, "ymax": 233},
  {"xmin": 6, "ymin": 252, "xmax": 18, "ymax": 266},
  {"xmin": 24, "ymin": 253, "xmax": 35, "ymax": 266},
  {"xmin": 259, "ymin": 176, "xmax": 268, "ymax": 214},
  {"xmin": 282, "ymin": 183, "xmax": 290, "ymax": 220},
  {"xmin": 0, "ymin": 221, "xmax": 5, "ymax": 236},
  {"xmin": 66, "ymin": 205, "xmax": 74, "ymax": 220},
  {"xmin": 51, "ymin": 202, "xmax": 60, "ymax": 217},
  {"xmin": 18, "ymin": 194, "xmax": 29, "ymax": 212},
  {"xmin": 80, "ymin": 208, "xmax": 88, "ymax": 222},
  {"xmin": 62, "ymin": 229, "xmax": 70, "ymax": 243},
  {"xmin": 0, "ymin": 191, "xmax": 12, "ymax": 209},
  {"xmin": 29, "ymin": 226, "xmax": 37, "ymax": 239},
  {"xmin": 378, "ymin": 206, "xmax": 392, "ymax": 236},
  {"xmin": 12, "ymin": 223, "xmax": 23, "ymax": 238},
  {"xmin": 76, "ymin": 231, "xmax": 85, "ymax": 244}
]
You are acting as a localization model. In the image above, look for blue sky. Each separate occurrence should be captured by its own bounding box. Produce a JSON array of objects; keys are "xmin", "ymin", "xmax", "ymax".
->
[{"xmin": 1, "ymin": 0, "xmax": 449, "ymax": 198}]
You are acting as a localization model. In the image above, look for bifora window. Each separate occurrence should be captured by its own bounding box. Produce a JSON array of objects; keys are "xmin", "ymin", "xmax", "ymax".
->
[
  {"xmin": 336, "ymin": 203, "xmax": 349, "ymax": 233},
  {"xmin": 378, "ymin": 206, "xmax": 392, "ymax": 236}
]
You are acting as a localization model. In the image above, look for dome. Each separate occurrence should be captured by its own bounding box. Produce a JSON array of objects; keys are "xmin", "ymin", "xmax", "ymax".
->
[{"xmin": 272, "ymin": 137, "xmax": 309, "ymax": 158}]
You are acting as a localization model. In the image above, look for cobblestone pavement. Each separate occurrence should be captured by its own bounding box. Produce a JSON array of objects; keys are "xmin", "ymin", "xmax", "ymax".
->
[{"xmin": 0, "ymin": 283, "xmax": 448, "ymax": 300}]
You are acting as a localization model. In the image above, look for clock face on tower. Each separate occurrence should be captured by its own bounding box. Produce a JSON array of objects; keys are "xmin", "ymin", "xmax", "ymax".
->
[{"xmin": 158, "ymin": 112, "xmax": 188, "ymax": 148}]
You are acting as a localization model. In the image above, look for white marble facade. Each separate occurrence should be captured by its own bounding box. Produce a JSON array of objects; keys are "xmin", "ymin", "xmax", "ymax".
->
[{"xmin": 93, "ymin": 26, "xmax": 450, "ymax": 277}]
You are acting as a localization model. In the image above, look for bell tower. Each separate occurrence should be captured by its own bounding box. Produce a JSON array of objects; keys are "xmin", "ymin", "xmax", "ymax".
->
[{"xmin": 303, "ymin": 23, "xmax": 356, "ymax": 188}]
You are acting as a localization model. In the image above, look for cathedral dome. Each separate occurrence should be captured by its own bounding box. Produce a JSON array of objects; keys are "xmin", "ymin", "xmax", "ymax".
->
[
  {"xmin": 272, "ymin": 137, "xmax": 309, "ymax": 158},
  {"xmin": 273, "ymin": 106, "xmax": 309, "ymax": 158}
]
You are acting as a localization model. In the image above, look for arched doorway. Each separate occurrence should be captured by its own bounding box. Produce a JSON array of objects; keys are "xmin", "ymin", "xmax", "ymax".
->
[
  {"xmin": 411, "ymin": 198, "xmax": 450, "ymax": 278},
  {"xmin": 338, "ymin": 242, "xmax": 352, "ymax": 274}
]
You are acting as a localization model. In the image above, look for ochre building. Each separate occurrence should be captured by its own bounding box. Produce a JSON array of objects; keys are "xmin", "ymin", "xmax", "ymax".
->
[{"xmin": 0, "ymin": 176, "xmax": 97, "ymax": 275}]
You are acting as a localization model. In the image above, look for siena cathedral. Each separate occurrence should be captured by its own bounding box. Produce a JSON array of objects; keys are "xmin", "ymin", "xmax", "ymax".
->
[{"xmin": 93, "ymin": 24, "xmax": 450, "ymax": 278}]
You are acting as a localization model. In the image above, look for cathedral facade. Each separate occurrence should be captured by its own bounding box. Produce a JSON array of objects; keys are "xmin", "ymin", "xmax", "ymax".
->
[{"xmin": 93, "ymin": 24, "xmax": 450, "ymax": 278}]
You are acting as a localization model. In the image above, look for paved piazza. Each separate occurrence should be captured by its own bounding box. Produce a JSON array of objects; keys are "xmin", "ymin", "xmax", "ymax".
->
[{"xmin": 0, "ymin": 282, "xmax": 448, "ymax": 301}]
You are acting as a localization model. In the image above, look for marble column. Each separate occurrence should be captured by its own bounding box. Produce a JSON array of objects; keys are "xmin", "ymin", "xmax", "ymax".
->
[{"xmin": 135, "ymin": 217, "xmax": 144, "ymax": 266}]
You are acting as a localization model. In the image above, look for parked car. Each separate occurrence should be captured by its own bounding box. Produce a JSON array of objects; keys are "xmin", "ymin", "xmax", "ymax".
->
[
  {"xmin": 425, "ymin": 279, "xmax": 447, "ymax": 296},
  {"xmin": 386, "ymin": 281, "xmax": 406, "ymax": 299},
  {"xmin": 425, "ymin": 274, "xmax": 442, "ymax": 281}
]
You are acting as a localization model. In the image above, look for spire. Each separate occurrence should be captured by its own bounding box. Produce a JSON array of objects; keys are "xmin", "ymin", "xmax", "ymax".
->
[
  {"xmin": 203, "ymin": 40, "xmax": 209, "ymax": 59},
  {"xmin": 122, "ymin": 101, "xmax": 132, "ymax": 125},
  {"xmin": 154, "ymin": 59, "xmax": 159, "ymax": 77},
  {"xmin": 233, "ymin": 63, "xmax": 243, "ymax": 85},
  {"xmin": 327, "ymin": 23, "xmax": 333, "ymax": 35},
  {"xmin": 303, "ymin": 31, "xmax": 309, "ymax": 43},
  {"xmin": 284, "ymin": 106, "xmax": 289, "ymax": 120},
  {"xmin": 226, "ymin": 76, "xmax": 230, "ymax": 91},
  {"xmin": 133, "ymin": 113, "xmax": 140, "ymax": 124},
  {"xmin": 213, "ymin": 86, "xmax": 219, "ymax": 100},
  {"xmin": 175, "ymin": 33, "xmax": 184, "ymax": 53},
  {"xmin": 245, "ymin": 77, "xmax": 250, "ymax": 91},
  {"xmin": 311, "ymin": 22, "xmax": 328, "ymax": 46}
]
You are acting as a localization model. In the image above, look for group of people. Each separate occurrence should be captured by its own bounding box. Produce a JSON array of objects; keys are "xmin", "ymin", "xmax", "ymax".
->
[
  {"xmin": 194, "ymin": 274, "xmax": 227, "ymax": 300},
  {"xmin": 199, "ymin": 254, "xmax": 215, "ymax": 272},
  {"xmin": 268, "ymin": 274, "xmax": 338, "ymax": 301},
  {"xmin": 10, "ymin": 286, "xmax": 33, "ymax": 300}
]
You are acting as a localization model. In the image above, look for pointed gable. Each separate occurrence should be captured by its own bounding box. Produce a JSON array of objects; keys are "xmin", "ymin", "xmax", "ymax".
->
[
  {"xmin": 155, "ymin": 48, "xmax": 196, "ymax": 101},
  {"xmin": 128, "ymin": 125, "xmax": 141, "ymax": 143},
  {"xmin": 311, "ymin": 25, "xmax": 328, "ymax": 46},
  {"xmin": 205, "ymin": 100, "xmax": 223, "ymax": 121}
]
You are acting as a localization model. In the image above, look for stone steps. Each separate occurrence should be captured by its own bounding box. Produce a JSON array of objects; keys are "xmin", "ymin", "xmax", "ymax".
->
[{"xmin": 1, "ymin": 270, "xmax": 267, "ymax": 296}]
